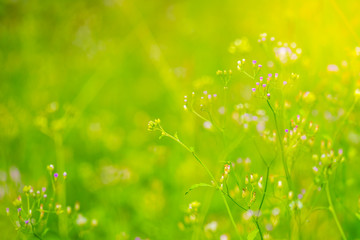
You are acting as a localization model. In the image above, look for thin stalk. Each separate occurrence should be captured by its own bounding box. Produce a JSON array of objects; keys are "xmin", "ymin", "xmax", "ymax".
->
[
  {"xmin": 254, "ymin": 220, "xmax": 263, "ymax": 240},
  {"xmin": 163, "ymin": 132, "xmax": 242, "ymax": 238},
  {"xmin": 242, "ymin": 71, "xmax": 255, "ymax": 80},
  {"xmin": 220, "ymin": 190, "xmax": 247, "ymax": 211},
  {"xmin": 267, "ymin": 100, "xmax": 292, "ymax": 190},
  {"xmin": 221, "ymin": 193, "xmax": 242, "ymax": 239},
  {"xmin": 257, "ymin": 166, "xmax": 269, "ymax": 216},
  {"xmin": 325, "ymin": 182, "xmax": 347, "ymax": 240},
  {"xmin": 164, "ymin": 133, "xmax": 215, "ymax": 181}
]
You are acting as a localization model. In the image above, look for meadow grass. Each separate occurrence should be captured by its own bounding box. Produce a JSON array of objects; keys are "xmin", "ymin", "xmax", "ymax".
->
[{"xmin": 1, "ymin": 0, "xmax": 360, "ymax": 239}]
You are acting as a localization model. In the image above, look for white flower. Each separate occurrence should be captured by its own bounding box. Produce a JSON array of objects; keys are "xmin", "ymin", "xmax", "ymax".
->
[{"xmin": 76, "ymin": 214, "xmax": 88, "ymax": 226}]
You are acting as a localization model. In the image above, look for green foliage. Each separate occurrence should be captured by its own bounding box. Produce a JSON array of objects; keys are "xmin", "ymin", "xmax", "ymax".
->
[{"xmin": 1, "ymin": 0, "xmax": 360, "ymax": 239}]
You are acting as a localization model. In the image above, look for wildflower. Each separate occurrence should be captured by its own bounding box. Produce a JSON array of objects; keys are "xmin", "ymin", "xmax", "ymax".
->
[
  {"xmin": 224, "ymin": 164, "xmax": 231, "ymax": 175},
  {"xmin": 76, "ymin": 214, "xmax": 88, "ymax": 226},
  {"xmin": 55, "ymin": 204, "xmax": 62, "ymax": 215},
  {"xmin": 242, "ymin": 188, "xmax": 249, "ymax": 198},
  {"xmin": 91, "ymin": 219, "xmax": 98, "ymax": 227},
  {"xmin": 75, "ymin": 201, "xmax": 80, "ymax": 211},
  {"xmin": 40, "ymin": 204, "xmax": 44, "ymax": 219},
  {"xmin": 220, "ymin": 234, "xmax": 229, "ymax": 240},
  {"xmin": 258, "ymin": 176, "xmax": 263, "ymax": 189},
  {"xmin": 272, "ymin": 207, "xmax": 280, "ymax": 216},
  {"xmin": 289, "ymin": 200, "xmax": 303, "ymax": 210},
  {"xmin": 203, "ymin": 121, "xmax": 212, "ymax": 130},
  {"xmin": 355, "ymin": 89, "xmax": 360, "ymax": 97},
  {"xmin": 63, "ymin": 172, "xmax": 67, "ymax": 179},
  {"xmin": 6, "ymin": 208, "xmax": 9, "ymax": 216},
  {"xmin": 47, "ymin": 164, "xmax": 54, "ymax": 172},
  {"xmin": 67, "ymin": 206, "xmax": 71, "ymax": 214},
  {"xmin": 54, "ymin": 173, "xmax": 59, "ymax": 180},
  {"xmin": 243, "ymin": 209, "xmax": 254, "ymax": 220},
  {"xmin": 327, "ymin": 64, "xmax": 339, "ymax": 72},
  {"xmin": 204, "ymin": 221, "xmax": 218, "ymax": 232}
]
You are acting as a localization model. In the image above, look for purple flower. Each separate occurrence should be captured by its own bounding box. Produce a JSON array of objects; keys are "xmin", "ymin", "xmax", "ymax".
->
[
  {"xmin": 285, "ymin": 129, "xmax": 289, "ymax": 133},
  {"xmin": 268, "ymin": 73, "xmax": 272, "ymax": 77},
  {"xmin": 252, "ymin": 60, "xmax": 257, "ymax": 64},
  {"xmin": 43, "ymin": 194, "xmax": 47, "ymax": 198},
  {"xmin": 252, "ymin": 88, "xmax": 256, "ymax": 92},
  {"xmin": 18, "ymin": 208, "xmax": 21, "ymax": 212},
  {"xmin": 42, "ymin": 187, "xmax": 46, "ymax": 192},
  {"xmin": 54, "ymin": 173, "xmax": 59, "ymax": 178},
  {"xmin": 25, "ymin": 220, "xmax": 29, "ymax": 224},
  {"xmin": 258, "ymin": 64, "xmax": 262, "ymax": 68}
]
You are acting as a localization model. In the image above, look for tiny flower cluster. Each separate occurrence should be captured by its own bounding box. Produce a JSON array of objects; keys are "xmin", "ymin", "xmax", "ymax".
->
[
  {"xmin": 6, "ymin": 165, "xmax": 96, "ymax": 238},
  {"xmin": 283, "ymin": 115, "xmax": 319, "ymax": 149},
  {"xmin": 242, "ymin": 173, "xmax": 263, "ymax": 208},
  {"xmin": 312, "ymin": 140, "xmax": 345, "ymax": 185},
  {"xmin": 232, "ymin": 104, "xmax": 268, "ymax": 132},
  {"xmin": 219, "ymin": 164, "xmax": 231, "ymax": 190},
  {"xmin": 216, "ymin": 69, "xmax": 232, "ymax": 87},
  {"xmin": 251, "ymin": 73, "xmax": 279, "ymax": 99},
  {"xmin": 237, "ymin": 59, "xmax": 263, "ymax": 77},
  {"xmin": 274, "ymin": 42, "xmax": 302, "ymax": 64},
  {"xmin": 257, "ymin": 33, "xmax": 276, "ymax": 43},
  {"xmin": 183, "ymin": 91, "xmax": 218, "ymax": 113},
  {"xmin": 185, "ymin": 201, "xmax": 201, "ymax": 224}
]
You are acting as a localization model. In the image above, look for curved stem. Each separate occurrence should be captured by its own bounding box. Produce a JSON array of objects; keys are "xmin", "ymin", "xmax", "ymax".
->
[
  {"xmin": 253, "ymin": 219, "xmax": 263, "ymax": 240},
  {"xmin": 325, "ymin": 182, "xmax": 347, "ymax": 240},
  {"xmin": 267, "ymin": 100, "xmax": 292, "ymax": 190},
  {"xmin": 221, "ymin": 193, "xmax": 243, "ymax": 239}
]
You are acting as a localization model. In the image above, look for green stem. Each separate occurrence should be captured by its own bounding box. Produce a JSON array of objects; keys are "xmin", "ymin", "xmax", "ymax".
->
[
  {"xmin": 221, "ymin": 190, "xmax": 247, "ymax": 211},
  {"xmin": 253, "ymin": 219, "xmax": 263, "ymax": 240},
  {"xmin": 257, "ymin": 166, "xmax": 269, "ymax": 216},
  {"xmin": 163, "ymin": 132, "xmax": 242, "ymax": 238},
  {"xmin": 164, "ymin": 133, "xmax": 215, "ymax": 181},
  {"xmin": 242, "ymin": 71, "xmax": 255, "ymax": 80},
  {"xmin": 221, "ymin": 193, "xmax": 243, "ymax": 240},
  {"xmin": 267, "ymin": 100, "xmax": 292, "ymax": 190},
  {"xmin": 325, "ymin": 182, "xmax": 347, "ymax": 240}
]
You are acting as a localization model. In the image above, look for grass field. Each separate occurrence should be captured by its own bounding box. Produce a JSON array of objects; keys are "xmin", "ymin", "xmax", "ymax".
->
[{"xmin": 0, "ymin": 0, "xmax": 360, "ymax": 239}]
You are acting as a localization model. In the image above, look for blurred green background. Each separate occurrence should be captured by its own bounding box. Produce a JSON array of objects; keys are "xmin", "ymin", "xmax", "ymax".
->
[{"xmin": 0, "ymin": 0, "xmax": 360, "ymax": 239}]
